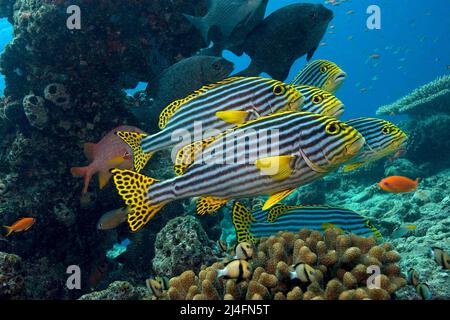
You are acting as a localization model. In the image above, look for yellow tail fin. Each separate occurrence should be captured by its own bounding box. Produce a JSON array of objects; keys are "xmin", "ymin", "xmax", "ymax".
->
[
  {"xmin": 111, "ymin": 169, "xmax": 165, "ymax": 232},
  {"xmin": 231, "ymin": 202, "xmax": 256, "ymax": 244},
  {"xmin": 115, "ymin": 131, "xmax": 152, "ymax": 173},
  {"xmin": 2, "ymin": 226, "xmax": 13, "ymax": 237}
]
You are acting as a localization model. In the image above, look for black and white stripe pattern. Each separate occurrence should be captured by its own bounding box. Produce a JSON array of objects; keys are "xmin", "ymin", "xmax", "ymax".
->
[
  {"xmin": 141, "ymin": 77, "xmax": 303, "ymax": 153},
  {"xmin": 147, "ymin": 112, "xmax": 363, "ymax": 204},
  {"xmin": 346, "ymin": 117, "xmax": 407, "ymax": 164},
  {"xmin": 249, "ymin": 206, "xmax": 379, "ymax": 238},
  {"xmin": 291, "ymin": 60, "xmax": 346, "ymax": 93},
  {"xmin": 296, "ymin": 85, "xmax": 344, "ymax": 118}
]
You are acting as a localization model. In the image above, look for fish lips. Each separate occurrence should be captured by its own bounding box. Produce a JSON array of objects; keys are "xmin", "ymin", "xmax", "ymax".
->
[{"xmin": 346, "ymin": 135, "xmax": 366, "ymax": 157}]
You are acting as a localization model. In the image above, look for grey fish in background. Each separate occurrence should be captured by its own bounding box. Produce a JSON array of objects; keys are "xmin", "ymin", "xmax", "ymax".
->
[
  {"xmin": 134, "ymin": 56, "xmax": 234, "ymax": 129},
  {"xmin": 238, "ymin": 3, "xmax": 334, "ymax": 81},
  {"xmin": 184, "ymin": 0, "xmax": 269, "ymax": 56}
]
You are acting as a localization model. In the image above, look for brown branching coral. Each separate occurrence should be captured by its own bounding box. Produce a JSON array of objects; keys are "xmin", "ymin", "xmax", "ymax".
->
[{"xmin": 160, "ymin": 229, "xmax": 406, "ymax": 300}]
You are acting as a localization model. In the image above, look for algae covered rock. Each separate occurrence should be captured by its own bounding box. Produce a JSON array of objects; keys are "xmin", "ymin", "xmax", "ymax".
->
[
  {"xmin": 78, "ymin": 281, "xmax": 150, "ymax": 300},
  {"xmin": 153, "ymin": 215, "xmax": 218, "ymax": 278},
  {"xmin": 0, "ymin": 251, "xmax": 24, "ymax": 299}
]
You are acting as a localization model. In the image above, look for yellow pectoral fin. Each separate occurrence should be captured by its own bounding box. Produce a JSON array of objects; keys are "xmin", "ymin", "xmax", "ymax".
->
[
  {"xmin": 196, "ymin": 197, "xmax": 228, "ymax": 216},
  {"xmin": 262, "ymin": 189, "xmax": 295, "ymax": 210},
  {"xmin": 98, "ymin": 171, "xmax": 112, "ymax": 189},
  {"xmin": 255, "ymin": 156, "xmax": 295, "ymax": 181},
  {"xmin": 216, "ymin": 110, "xmax": 250, "ymax": 125},
  {"xmin": 106, "ymin": 156, "xmax": 126, "ymax": 167},
  {"xmin": 343, "ymin": 162, "xmax": 364, "ymax": 172}
]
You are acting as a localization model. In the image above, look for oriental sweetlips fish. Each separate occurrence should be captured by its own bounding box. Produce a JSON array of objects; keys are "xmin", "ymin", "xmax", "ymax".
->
[
  {"xmin": 291, "ymin": 60, "xmax": 347, "ymax": 94},
  {"xmin": 111, "ymin": 111, "xmax": 365, "ymax": 231},
  {"xmin": 342, "ymin": 118, "xmax": 407, "ymax": 172},
  {"xmin": 296, "ymin": 85, "xmax": 344, "ymax": 118},
  {"xmin": 231, "ymin": 202, "xmax": 382, "ymax": 243},
  {"xmin": 118, "ymin": 76, "xmax": 304, "ymax": 172}
]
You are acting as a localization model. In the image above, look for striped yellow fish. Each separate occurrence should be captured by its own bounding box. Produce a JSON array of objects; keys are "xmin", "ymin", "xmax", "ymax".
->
[
  {"xmin": 231, "ymin": 202, "xmax": 383, "ymax": 244},
  {"xmin": 291, "ymin": 60, "xmax": 347, "ymax": 94},
  {"xmin": 111, "ymin": 111, "xmax": 365, "ymax": 232},
  {"xmin": 118, "ymin": 76, "xmax": 303, "ymax": 172},
  {"xmin": 342, "ymin": 118, "xmax": 407, "ymax": 172},
  {"xmin": 296, "ymin": 85, "xmax": 344, "ymax": 118}
]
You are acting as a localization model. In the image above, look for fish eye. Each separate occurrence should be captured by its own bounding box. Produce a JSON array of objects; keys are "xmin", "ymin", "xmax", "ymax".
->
[
  {"xmin": 312, "ymin": 95, "xmax": 324, "ymax": 104},
  {"xmin": 382, "ymin": 126, "xmax": 391, "ymax": 134},
  {"xmin": 326, "ymin": 122, "xmax": 341, "ymax": 135},
  {"xmin": 273, "ymin": 85, "xmax": 286, "ymax": 96},
  {"xmin": 212, "ymin": 62, "xmax": 221, "ymax": 70},
  {"xmin": 320, "ymin": 66, "xmax": 328, "ymax": 73}
]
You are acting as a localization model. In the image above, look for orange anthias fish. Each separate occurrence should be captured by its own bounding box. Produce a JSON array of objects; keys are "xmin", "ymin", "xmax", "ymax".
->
[
  {"xmin": 71, "ymin": 125, "xmax": 146, "ymax": 194},
  {"xmin": 3, "ymin": 217, "xmax": 36, "ymax": 237},
  {"xmin": 378, "ymin": 176, "xmax": 419, "ymax": 193}
]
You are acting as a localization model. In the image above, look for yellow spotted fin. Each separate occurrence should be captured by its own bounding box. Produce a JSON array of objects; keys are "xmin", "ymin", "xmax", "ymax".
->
[
  {"xmin": 159, "ymin": 77, "xmax": 245, "ymax": 129},
  {"xmin": 216, "ymin": 110, "xmax": 251, "ymax": 125},
  {"xmin": 115, "ymin": 131, "xmax": 153, "ymax": 173},
  {"xmin": 255, "ymin": 155, "xmax": 295, "ymax": 181},
  {"xmin": 196, "ymin": 197, "xmax": 229, "ymax": 216},
  {"xmin": 343, "ymin": 162, "xmax": 365, "ymax": 172},
  {"xmin": 111, "ymin": 169, "xmax": 166, "ymax": 232},
  {"xmin": 365, "ymin": 220, "xmax": 384, "ymax": 240},
  {"xmin": 174, "ymin": 136, "xmax": 217, "ymax": 176},
  {"xmin": 267, "ymin": 204, "xmax": 292, "ymax": 223},
  {"xmin": 231, "ymin": 202, "xmax": 256, "ymax": 244},
  {"xmin": 263, "ymin": 189, "xmax": 296, "ymax": 210}
]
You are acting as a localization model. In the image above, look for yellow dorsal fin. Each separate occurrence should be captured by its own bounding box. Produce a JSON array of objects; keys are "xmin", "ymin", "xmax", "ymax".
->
[
  {"xmin": 231, "ymin": 202, "xmax": 256, "ymax": 244},
  {"xmin": 263, "ymin": 189, "xmax": 295, "ymax": 210},
  {"xmin": 174, "ymin": 136, "xmax": 217, "ymax": 176},
  {"xmin": 196, "ymin": 197, "xmax": 228, "ymax": 216},
  {"xmin": 267, "ymin": 204, "xmax": 290, "ymax": 223},
  {"xmin": 216, "ymin": 110, "xmax": 250, "ymax": 125},
  {"xmin": 342, "ymin": 162, "xmax": 364, "ymax": 172},
  {"xmin": 255, "ymin": 155, "xmax": 295, "ymax": 181},
  {"xmin": 158, "ymin": 77, "xmax": 245, "ymax": 129},
  {"xmin": 111, "ymin": 169, "xmax": 166, "ymax": 232},
  {"xmin": 115, "ymin": 131, "xmax": 152, "ymax": 173}
]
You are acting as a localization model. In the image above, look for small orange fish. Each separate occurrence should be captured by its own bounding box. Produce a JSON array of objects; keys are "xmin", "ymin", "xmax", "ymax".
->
[
  {"xmin": 71, "ymin": 125, "xmax": 145, "ymax": 194},
  {"xmin": 378, "ymin": 176, "xmax": 419, "ymax": 193},
  {"xmin": 2, "ymin": 217, "xmax": 36, "ymax": 237}
]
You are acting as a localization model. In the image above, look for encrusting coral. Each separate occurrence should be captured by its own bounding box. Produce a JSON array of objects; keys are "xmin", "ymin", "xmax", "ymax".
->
[
  {"xmin": 158, "ymin": 229, "xmax": 406, "ymax": 300},
  {"xmin": 377, "ymin": 75, "xmax": 450, "ymax": 118},
  {"xmin": 0, "ymin": 251, "xmax": 24, "ymax": 299}
]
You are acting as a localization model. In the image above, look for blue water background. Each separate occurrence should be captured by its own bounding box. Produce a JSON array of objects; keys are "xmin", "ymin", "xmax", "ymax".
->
[{"xmin": 1, "ymin": 0, "xmax": 449, "ymax": 120}]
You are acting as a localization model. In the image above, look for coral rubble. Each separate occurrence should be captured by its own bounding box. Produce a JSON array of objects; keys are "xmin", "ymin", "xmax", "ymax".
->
[{"xmin": 153, "ymin": 215, "xmax": 219, "ymax": 278}]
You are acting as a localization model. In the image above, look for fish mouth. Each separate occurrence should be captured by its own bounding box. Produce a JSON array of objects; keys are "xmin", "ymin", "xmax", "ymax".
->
[
  {"xmin": 334, "ymin": 72, "xmax": 347, "ymax": 84},
  {"xmin": 290, "ymin": 94, "xmax": 305, "ymax": 110},
  {"xmin": 328, "ymin": 105, "xmax": 345, "ymax": 118},
  {"xmin": 345, "ymin": 136, "xmax": 366, "ymax": 156}
]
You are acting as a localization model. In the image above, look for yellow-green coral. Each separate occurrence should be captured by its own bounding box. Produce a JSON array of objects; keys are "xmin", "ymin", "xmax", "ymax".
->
[
  {"xmin": 377, "ymin": 75, "xmax": 450, "ymax": 117},
  {"xmin": 160, "ymin": 229, "xmax": 406, "ymax": 300}
]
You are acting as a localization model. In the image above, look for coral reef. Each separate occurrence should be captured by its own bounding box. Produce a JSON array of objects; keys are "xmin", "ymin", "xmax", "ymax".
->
[
  {"xmin": 0, "ymin": 0, "xmax": 208, "ymax": 299},
  {"xmin": 0, "ymin": 251, "xmax": 24, "ymax": 299},
  {"xmin": 153, "ymin": 215, "xmax": 219, "ymax": 278},
  {"xmin": 78, "ymin": 281, "xmax": 150, "ymax": 300},
  {"xmin": 377, "ymin": 75, "xmax": 450, "ymax": 118},
  {"xmin": 163, "ymin": 230, "xmax": 405, "ymax": 300}
]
